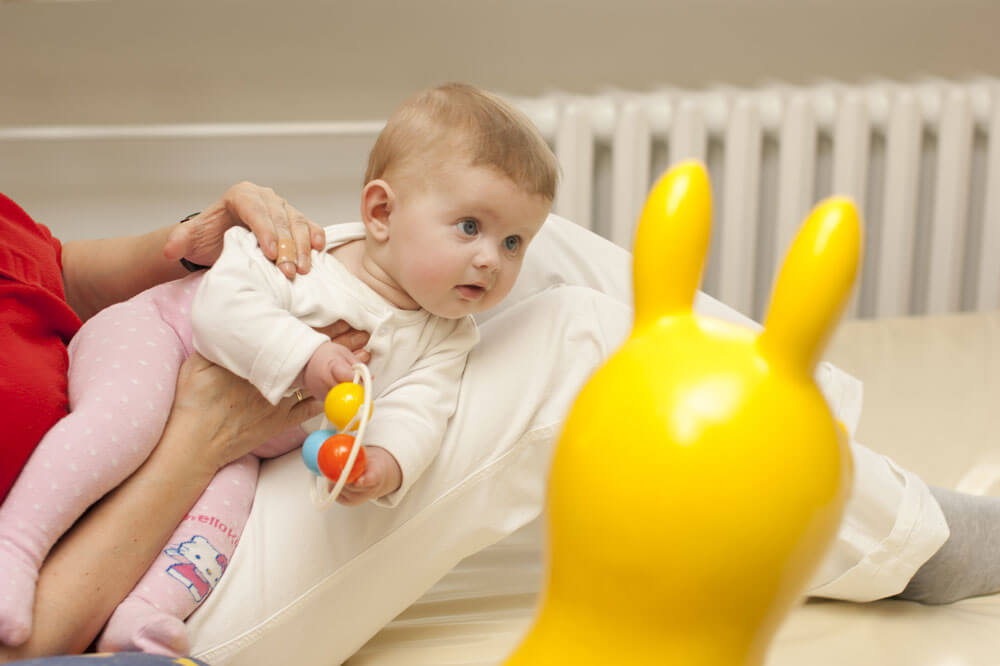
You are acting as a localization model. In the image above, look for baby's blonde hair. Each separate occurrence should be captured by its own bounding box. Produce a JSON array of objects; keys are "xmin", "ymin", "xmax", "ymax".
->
[{"xmin": 365, "ymin": 83, "xmax": 558, "ymax": 201}]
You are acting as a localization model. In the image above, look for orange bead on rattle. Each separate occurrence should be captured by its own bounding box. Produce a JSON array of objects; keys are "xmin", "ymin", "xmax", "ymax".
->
[
  {"xmin": 317, "ymin": 433, "xmax": 367, "ymax": 483},
  {"xmin": 302, "ymin": 430, "xmax": 367, "ymax": 482}
]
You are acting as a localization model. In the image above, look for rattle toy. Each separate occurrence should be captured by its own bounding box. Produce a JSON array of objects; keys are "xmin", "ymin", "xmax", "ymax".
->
[
  {"xmin": 504, "ymin": 161, "xmax": 860, "ymax": 665},
  {"xmin": 302, "ymin": 363, "xmax": 373, "ymax": 509}
]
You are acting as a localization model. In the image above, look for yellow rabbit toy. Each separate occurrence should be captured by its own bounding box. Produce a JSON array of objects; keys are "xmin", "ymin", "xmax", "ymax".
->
[{"xmin": 505, "ymin": 161, "xmax": 861, "ymax": 665}]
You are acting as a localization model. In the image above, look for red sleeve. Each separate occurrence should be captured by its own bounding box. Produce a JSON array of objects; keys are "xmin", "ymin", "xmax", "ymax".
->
[
  {"xmin": 0, "ymin": 193, "xmax": 82, "ymax": 501},
  {"xmin": 34, "ymin": 216, "xmax": 66, "ymax": 272}
]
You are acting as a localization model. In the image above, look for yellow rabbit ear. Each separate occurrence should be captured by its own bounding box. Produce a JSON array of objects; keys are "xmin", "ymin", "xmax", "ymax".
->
[
  {"xmin": 632, "ymin": 160, "xmax": 712, "ymax": 333},
  {"xmin": 758, "ymin": 197, "xmax": 863, "ymax": 374}
]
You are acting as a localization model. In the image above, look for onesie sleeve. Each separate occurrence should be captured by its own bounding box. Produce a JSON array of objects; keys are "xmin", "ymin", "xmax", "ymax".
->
[
  {"xmin": 191, "ymin": 227, "xmax": 329, "ymax": 405},
  {"xmin": 364, "ymin": 316, "xmax": 479, "ymax": 507}
]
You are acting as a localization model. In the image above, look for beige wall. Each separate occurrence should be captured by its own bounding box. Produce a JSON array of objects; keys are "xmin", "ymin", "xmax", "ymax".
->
[{"xmin": 2, "ymin": 0, "xmax": 998, "ymax": 126}]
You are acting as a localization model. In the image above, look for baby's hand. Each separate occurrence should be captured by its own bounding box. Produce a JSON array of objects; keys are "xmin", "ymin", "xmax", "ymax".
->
[
  {"xmin": 302, "ymin": 341, "xmax": 361, "ymax": 399},
  {"xmin": 337, "ymin": 446, "xmax": 402, "ymax": 506}
]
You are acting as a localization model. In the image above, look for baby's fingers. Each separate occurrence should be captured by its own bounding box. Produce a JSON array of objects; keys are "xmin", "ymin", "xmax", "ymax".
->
[
  {"xmin": 332, "ymin": 357, "xmax": 359, "ymax": 384},
  {"xmin": 336, "ymin": 486, "xmax": 372, "ymax": 506},
  {"xmin": 350, "ymin": 470, "xmax": 379, "ymax": 489}
]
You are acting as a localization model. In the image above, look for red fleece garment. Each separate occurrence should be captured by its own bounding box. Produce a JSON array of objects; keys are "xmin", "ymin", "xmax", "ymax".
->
[{"xmin": 0, "ymin": 193, "xmax": 82, "ymax": 501}]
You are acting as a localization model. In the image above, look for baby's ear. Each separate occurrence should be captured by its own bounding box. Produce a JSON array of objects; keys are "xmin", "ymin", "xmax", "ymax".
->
[{"xmin": 361, "ymin": 180, "xmax": 394, "ymax": 242}]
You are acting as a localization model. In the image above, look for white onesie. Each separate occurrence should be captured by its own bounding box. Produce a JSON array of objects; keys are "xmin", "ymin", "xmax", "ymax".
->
[{"xmin": 192, "ymin": 223, "xmax": 480, "ymax": 505}]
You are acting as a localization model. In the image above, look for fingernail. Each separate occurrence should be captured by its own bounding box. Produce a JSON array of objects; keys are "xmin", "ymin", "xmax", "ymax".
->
[{"xmin": 269, "ymin": 241, "xmax": 278, "ymax": 256}]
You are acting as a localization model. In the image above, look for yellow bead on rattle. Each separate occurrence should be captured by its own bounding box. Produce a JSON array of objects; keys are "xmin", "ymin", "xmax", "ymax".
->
[{"xmin": 324, "ymin": 381, "xmax": 366, "ymax": 430}]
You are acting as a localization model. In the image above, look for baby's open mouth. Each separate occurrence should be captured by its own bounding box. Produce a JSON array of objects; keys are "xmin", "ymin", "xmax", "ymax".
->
[{"xmin": 456, "ymin": 285, "xmax": 486, "ymax": 299}]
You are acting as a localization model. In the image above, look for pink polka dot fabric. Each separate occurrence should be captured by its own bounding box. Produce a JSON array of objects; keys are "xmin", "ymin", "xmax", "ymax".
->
[{"xmin": 0, "ymin": 274, "xmax": 302, "ymax": 653}]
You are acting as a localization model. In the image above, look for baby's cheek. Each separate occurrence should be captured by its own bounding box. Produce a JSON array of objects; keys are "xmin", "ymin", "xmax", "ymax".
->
[
  {"xmin": 489, "ymin": 272, "xmax": 518, "ymax": 304},
  {"xmin": 408, "ymin": 259, "xmax": 453, "ymax": 290}
]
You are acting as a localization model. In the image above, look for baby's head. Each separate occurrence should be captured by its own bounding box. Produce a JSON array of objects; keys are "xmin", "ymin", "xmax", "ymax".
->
[{"xmin": 360, "ymin": 83, "xmax": 558, "ymax": 318}]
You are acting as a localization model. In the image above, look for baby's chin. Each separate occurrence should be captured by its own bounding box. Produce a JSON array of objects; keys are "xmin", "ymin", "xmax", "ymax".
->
[
  {"xmin": 424, "ymin": 300, "xmax": 491, "ymax": 320},
  {"xmin": 425, "ymin": 305, "xmax": 481, "ymax": 319}
]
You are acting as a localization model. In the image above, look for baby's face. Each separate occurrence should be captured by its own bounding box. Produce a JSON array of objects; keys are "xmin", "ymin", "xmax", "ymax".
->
[{"xmin": 383, "ymin": 163, "xmax": 551, "ymax": 319}]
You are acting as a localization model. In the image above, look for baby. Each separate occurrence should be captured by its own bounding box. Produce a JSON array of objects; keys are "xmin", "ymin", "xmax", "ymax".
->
[{"xmin": 0, "ymin": 83, "xmax": 557, "ymax": 656}]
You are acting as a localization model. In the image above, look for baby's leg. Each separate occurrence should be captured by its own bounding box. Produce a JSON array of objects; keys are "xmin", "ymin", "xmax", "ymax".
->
[
  {"xmin": 0, "ymin": 297, "xmax": 185, "ymax": 645},
  {"xmin": 897, "ymin": 486, "xmax": 1000, "ymax": 604},
  {"xmin": 98, "ymin": 455, "xmax": 259, "ymax": 657}
]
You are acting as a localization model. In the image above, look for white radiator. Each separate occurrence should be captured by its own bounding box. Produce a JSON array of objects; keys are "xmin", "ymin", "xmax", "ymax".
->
[
  {"xmin": 515, "ymin": 80, "xmax": 1000, "ymax": 320},
  {"xmin": 3, "ymin": 80, "xmax": 997, "ymax": 321}
]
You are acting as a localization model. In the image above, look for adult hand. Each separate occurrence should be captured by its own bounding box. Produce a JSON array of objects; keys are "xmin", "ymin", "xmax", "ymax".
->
[
  {"xmin": 168, "ymin": 354, "xmax": 324, "ymax": 476},
  {"xmin": 169, "ymin": 321, "xmax": 369, "ymax": 475},
  {"xmin": 163, "ymin": 181, "xmax": 326, "ymax": 280}
]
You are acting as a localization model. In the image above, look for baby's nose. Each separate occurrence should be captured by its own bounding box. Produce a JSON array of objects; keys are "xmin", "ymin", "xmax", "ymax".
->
[{"xmin": 473, "ymin": 247, "xmax": 499, "ymax": 270}]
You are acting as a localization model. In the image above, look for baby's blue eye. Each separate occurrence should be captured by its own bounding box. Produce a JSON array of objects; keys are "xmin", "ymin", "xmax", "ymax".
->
[
  {"xmin": 504, "ymin": 236, "xmax": 521, "ymax": 252},
  {"xmin": 459, "ymin": 219, "xmax": 479, "ymax": 236}
]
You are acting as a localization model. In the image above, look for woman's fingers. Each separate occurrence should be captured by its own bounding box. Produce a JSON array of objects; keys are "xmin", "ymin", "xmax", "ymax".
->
[
  {"xmin": 225, "ymin": 182, "xmax": 277, "ymax": 259},
  {"xmin": 315, "ymin": 320, "xmax": 371, "ymax": 355},
  {"xmin": 225, "ymin": 182, "xmax": 324, "ymax": 279},
  {"xmin": 279, "ymin": 392, "xmax": 323, "ymax": 426},
  {"xmin": 255, "ymin": 188, "xmax": 296, "ymax": 279},
  {"xmin": 167, "ymin": 182, "xmax": 323, "ymax": 278},
  {"xmin": 256, "ymin": 387, "xmax": 324, "ymax": 436},
  {"xmin": 321, "ymin": 319, "xmax": 351, "ymax": 339},
  {"xmin": 305, "ymin": 210, "xmax": 326, "ymax": 251},
  {"xmin": 286, "ymin": 202, "xmax": 322, "ymax": 274},
  {"xmin": 260, "ymin": 194, "xmax": 321, "ymax": 278}
]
